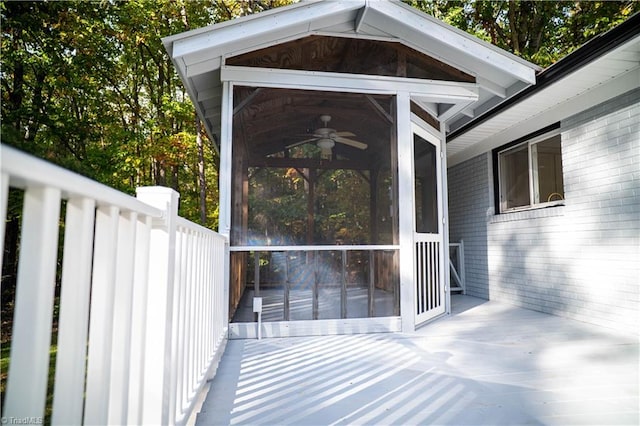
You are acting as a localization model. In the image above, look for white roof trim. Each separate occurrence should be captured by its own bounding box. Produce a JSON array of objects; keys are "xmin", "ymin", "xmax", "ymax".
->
[
  {"xmin": 163, "ymin": 0, "xmax": 540, "ymax": 138},
  {"xmin": 169, "ymin": 1, "xmax": 363, "ymax": 60},
  {"xmin": 366, "ymin": 1, "xmax": 537, "ymax": 84},
  {"xmin": 447, "ymin": 32, "xmax": 640, "ymax": 167},
  {"xmin": 448, "ymin": 66, "xmax": 640, "ymax": 167}
]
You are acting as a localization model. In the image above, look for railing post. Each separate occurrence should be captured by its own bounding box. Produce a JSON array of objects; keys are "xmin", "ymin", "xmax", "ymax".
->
[{"xmin": 136, "ymin": 187, "xmax": 180, "ymax": 426}]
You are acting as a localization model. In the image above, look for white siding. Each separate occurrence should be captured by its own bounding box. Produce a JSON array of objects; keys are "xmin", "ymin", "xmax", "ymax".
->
[{"xmin": 448, "ymin": 88, "xmax": 640, "ymax": 334}]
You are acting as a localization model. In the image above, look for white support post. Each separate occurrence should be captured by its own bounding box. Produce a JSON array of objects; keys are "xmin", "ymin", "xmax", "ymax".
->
[
  {"xmin": 4, "ymin": 187, "xmax": 61, "ymax": 420},
  {"xmin": 52, "ymin": 197, "xmax": 96, "ymax": 426},
  {"xmin": 219, "ymin": 81, "xmax": 233, "ymax": 238},
  {"xmin": 136, "ymin": 187, "xmax": 179, "ymax": 426},
  {"xmin": 440, "ymin": 125, "xmax": 452, "ymax": 315},
  {"xmin": 396, "ymin": 91, "xmax": 415, "ymax": 333}
]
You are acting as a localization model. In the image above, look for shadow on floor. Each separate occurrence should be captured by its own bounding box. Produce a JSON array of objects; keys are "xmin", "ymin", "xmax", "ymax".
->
[{"xmin": 196, "ymin": 295, "xmax": 639, "ymax": 426}]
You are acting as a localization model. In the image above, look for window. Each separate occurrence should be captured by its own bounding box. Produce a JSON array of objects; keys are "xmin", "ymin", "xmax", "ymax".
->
[{"xmin": 497, "ymin": 132, "xmax": 564, "ymax": 212}]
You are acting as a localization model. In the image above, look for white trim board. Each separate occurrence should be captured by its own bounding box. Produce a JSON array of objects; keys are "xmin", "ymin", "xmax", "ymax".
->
[{"xmin": 221, "ymin": 65, "xmax": 480, "ymax": 102}]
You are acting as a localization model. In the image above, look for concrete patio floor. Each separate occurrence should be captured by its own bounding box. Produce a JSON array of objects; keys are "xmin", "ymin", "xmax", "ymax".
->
[{"xmin": 195, "ymin": 295, "xmax": 639, "ymax": 425}]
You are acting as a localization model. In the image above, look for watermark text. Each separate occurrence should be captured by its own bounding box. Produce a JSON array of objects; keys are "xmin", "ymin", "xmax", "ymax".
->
[{"xmin": 1, "ymin": 417, "xmax": 44, "ymax": 425}]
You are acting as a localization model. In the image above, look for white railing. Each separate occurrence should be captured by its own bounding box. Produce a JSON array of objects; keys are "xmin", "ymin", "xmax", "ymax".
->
[
  {"xmin": 449, "ymin": 241, "xmax": 466, "ymax": 294},
  {"xmin": 172, "ymin": 217, "xmax": 228, "ymax": 425},
  {"xmin": 0, "ymin": 144, "xmax": 228, "ymax": 425}
]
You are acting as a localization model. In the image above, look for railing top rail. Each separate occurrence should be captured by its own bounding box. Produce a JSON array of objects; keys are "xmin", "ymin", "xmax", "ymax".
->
[
  {"xmin": 1, "ymin": 144, "xmax": 162, "ymax": 218},
  {"xmin": 176, "ymin": 216, "xmax": 228, "ymax": 241},
  {"xmin": 229, "ymin": 244, "xmax": 400, "ymax": 252}
]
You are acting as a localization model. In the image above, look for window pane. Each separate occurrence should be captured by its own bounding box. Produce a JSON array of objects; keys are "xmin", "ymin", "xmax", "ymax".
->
[
  {"xmin": 534, "ymin": 135, "xmax": 564, "ymax": 203},
  {"xmin": 500, "ymin": 145, "xmax": 530, "ymax": 210}
]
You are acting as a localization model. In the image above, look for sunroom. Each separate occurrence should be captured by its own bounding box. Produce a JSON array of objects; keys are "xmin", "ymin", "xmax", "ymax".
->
[{"xmin": 163, "ymin": 0, "xmax": 538, "ymax": 336}]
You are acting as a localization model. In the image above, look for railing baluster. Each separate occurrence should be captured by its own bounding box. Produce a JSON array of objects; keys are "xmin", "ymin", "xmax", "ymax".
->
[
  {"xmin": 52, "ymin": 197, "xmax": 96, "ymax": 425},
  {"xmin": 196, "ymin": 231, "xmax": 203, "ymax": 390},
  {"xmin": 109, "ymin": 211, "xmax": 138, "ymax": 424},
  {"xmin": 207, "ymin": 234, "xmax": 214, "ymax": 356},
  {"xmin": 84, "ymin": 205, "xmax": 120, "ymax": 424},
  {"xmin": 173, "ymin": 227, "xmax": 187, "ymax": 418},
  {"xmin": 183, "ymin": 229, "xmax": 194, "ymax": 411},
  {"xmin": 193, "ymin": 232, "xmax": 204, "ymax": 382},
  {"xmin": 4, "ymin": 186, "xmax": 61, "ymax": 420},
  {"xmin": 128, "ymin": 215, "xmax": 152, "ymax": 425},
  {"xmin": 187, "ymin": 229, "xmax": 196, "ymax": 398}
]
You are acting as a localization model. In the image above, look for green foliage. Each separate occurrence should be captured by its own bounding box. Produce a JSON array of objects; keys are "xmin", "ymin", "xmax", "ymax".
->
[
  {"xmin": 2, "ymin": 0, "xmax": 635, "ymax": 229},
  {"xmin": 406, "ymin": 1, "xmax": 640, "ymax": 67},
  {"xmin": 0, "ymin": 0, "xmax": 295, "ymax": 230},
  {"xmin": 247, "ymin": 165, "xmax": 373, "ymax": 245}
]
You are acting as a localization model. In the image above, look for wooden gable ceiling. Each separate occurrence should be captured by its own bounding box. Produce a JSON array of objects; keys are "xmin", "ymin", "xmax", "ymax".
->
[
  {"xmin": 227, "ymin": 35, "xmax": 475, "ymax": 82},
  {"xmin": 233, "ymin": 87, "xmax": 394, "ymax": 167},
  {"xmin": 229, "ymin": 35, "xmax": 460, "ymax": 168}
]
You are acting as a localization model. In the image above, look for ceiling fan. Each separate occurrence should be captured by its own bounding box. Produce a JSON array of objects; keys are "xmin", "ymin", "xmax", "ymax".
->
[{"xmin": 286, "ymin": 114, "xmax": 368, "ymax": 159}]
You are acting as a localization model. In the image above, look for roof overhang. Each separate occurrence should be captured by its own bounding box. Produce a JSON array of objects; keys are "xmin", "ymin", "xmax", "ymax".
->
[
  {"xmin": 163, "ymin": 0, "xmax": 539, "ymax": 147},
  {"xmin": 447, "ymin": 13, "xmax": 640, "ymax": 167}
]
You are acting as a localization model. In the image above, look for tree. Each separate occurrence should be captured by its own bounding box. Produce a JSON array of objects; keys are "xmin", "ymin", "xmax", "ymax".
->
[
  {"xmin": 406, "ymin": 1, "xmax": 640, "ymax": 66},
  {"xmin": 1, "ymin": 0, "xmax": 294, "ymax": 229},
  {"xmin": 0, "ymin": 0, "xmax": 296, "ymax": 349}
]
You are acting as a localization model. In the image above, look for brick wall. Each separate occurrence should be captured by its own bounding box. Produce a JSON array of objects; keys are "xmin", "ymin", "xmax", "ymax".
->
[
  {"xmin": 447, "ymin": 88, "xmax": 640, "ymax": 334},
  {"xmin": 447, "ymin": 153, "xmax": 491, "ymax": 299}
]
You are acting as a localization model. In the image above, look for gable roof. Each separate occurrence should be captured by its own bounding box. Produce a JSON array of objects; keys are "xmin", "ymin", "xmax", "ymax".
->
[
  {"xmin": 163, "ymin": 0, "xmax": 539, "ymax": 145},
  {"xmin": 447, "ymin": 12, "xmax": 640, "ymax": 166}
]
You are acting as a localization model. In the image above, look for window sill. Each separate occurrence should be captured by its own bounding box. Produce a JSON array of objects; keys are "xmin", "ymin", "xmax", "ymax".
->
[{"xmin": 490, "ymin": 203, "xmax": 565, "ymax": 223}]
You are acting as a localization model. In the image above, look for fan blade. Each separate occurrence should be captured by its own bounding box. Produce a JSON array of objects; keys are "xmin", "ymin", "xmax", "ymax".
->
[
  {"xmin": 335, "ymin": 131, "xmax": 356, "ymax": 137},
  {"xmin": 334, "ymin": 136, "xmax": 368, "ymax": 150},
  {"xmin": 285, "ymin": 137, "xmax": 318, "ymax": 149}
]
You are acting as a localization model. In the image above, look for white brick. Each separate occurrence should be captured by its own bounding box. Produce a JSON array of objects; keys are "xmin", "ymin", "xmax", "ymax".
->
[{"xmin": 448, "ymin": 89, "xmax": 640, "ymax": 334}]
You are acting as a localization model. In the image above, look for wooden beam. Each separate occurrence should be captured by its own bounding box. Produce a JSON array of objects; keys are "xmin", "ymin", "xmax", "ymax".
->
[
  {"xmin": 233, "ymin": 88, "xmax": 263, "ymax": 115},
  {"xmin": 365, "ymin": 95, "xmax": 394, "ymax": 123},
  {"xmin": 410, "ymin": 101, "xmax": 440, "ymax": 131}
]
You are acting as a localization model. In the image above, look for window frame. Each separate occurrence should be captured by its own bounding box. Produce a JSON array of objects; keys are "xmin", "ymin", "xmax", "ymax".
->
[{"xmin": 493, "ymin": 124, "xmax": 564, "ymax": 214}]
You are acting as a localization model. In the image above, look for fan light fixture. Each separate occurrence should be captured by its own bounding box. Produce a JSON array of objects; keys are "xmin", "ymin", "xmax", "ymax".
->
[
  {"xmin": 316, "ymin": 138, "xmax": 335, "ymax": 149},
  {"xmin": 317, "ymin": 137, "xmax": 335, "ymax": 159},
  {"xmin": 286, "ymin": 114, "xmax": 368, "ymax": 159}
]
